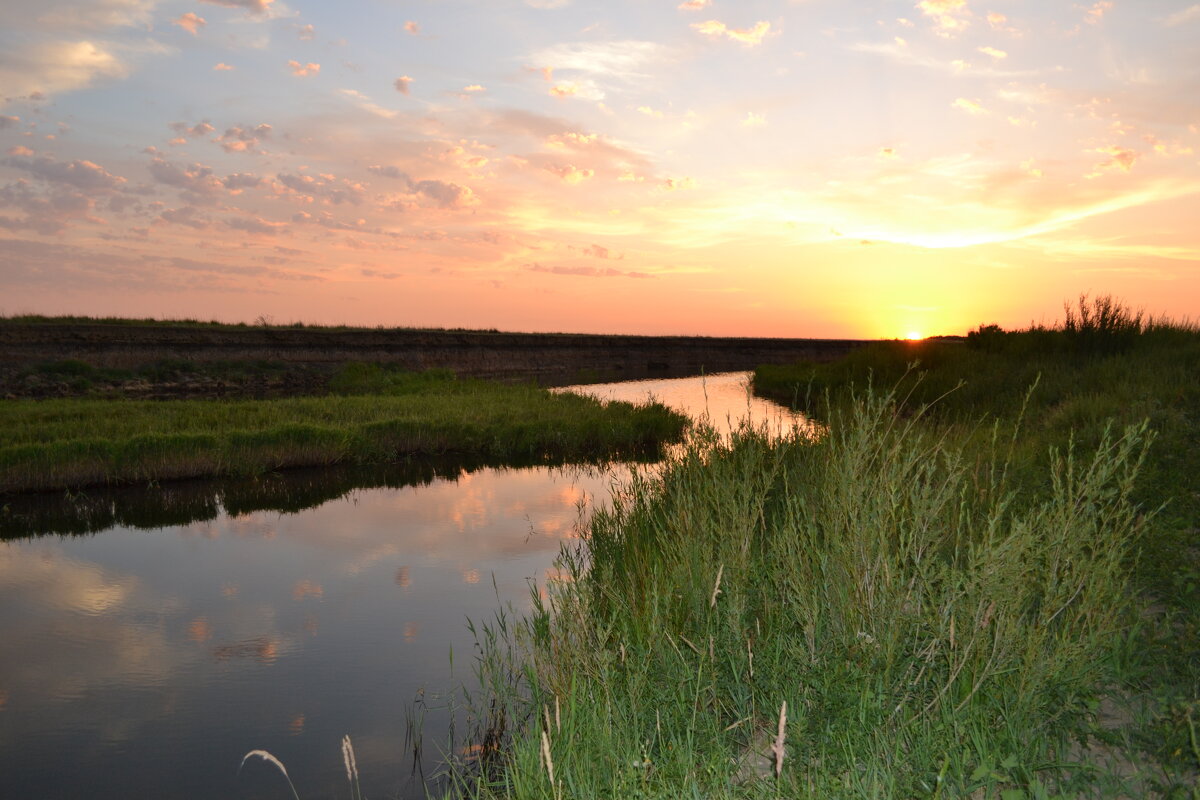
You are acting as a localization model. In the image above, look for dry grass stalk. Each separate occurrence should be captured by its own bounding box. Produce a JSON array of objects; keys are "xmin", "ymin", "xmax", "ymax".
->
[
  {"xmin": 540, "ymin": 729, "xmax": 555, "ymax": 786},
  {"xmin": 771, "ymin": 701, "xmax": 788, "ymax": 779},
  {"xmin": 710, "ymin": 563, "xmax": 724, "ymax": 608},
  {"xmin": 239, "ymin": 749, "xmax": 300, "ymax": 800}
]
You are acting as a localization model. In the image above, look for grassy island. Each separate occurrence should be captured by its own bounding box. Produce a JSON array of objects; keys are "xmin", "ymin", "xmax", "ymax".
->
[
  {"xmin": 449, "ymin": 297, "xmax": 1199, "ymax": 799},
  {"xmin": 0, "ymin": 366, "xmax": 688, "ymax": 494}
]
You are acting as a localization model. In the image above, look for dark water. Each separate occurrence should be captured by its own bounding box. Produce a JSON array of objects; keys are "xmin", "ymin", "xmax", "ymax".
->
[{"xmin": 0, "ymin": 373, "xmax": 798, "ymax": 799}]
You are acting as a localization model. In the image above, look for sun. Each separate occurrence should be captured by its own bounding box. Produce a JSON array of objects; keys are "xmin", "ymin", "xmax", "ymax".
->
[{"xmin": 905, "ymin": 331, "xmax": 924, "ymax": 340}]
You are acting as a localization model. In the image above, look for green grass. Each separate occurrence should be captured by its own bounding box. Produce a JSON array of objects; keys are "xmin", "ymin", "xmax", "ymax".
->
[
  {"xmin": 444, "ymin": 297, "xmax": 1199, "ymax": 799},
  {"xmin": 0, "ymin": 368, "xmax": 687, "ymax": 493}
]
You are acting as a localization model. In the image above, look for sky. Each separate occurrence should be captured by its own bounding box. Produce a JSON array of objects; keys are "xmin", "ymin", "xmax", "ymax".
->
[{"xmin": 1, "ymin": 0, "xmax": 1198, "ymax": 338}]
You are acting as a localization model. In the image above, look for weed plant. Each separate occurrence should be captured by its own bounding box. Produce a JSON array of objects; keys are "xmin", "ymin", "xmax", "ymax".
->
[{"xmin": 453, "ymin": 388, "xmax": 1157, "ymax": 798}]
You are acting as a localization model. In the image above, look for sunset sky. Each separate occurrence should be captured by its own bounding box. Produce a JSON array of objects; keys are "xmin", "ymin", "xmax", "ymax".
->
[{"xmin": 1, "ymin": 0, "xmax": 1197, "ymax": 337}]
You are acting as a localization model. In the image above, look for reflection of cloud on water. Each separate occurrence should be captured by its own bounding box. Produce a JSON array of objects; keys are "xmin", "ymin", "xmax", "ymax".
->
[
  {"xmin": 0, "ymin": 545, "xmax": 138, "ymax": 616},
  {"xmin": 188, "ymin": 616, "xmax": 213, "ymax": 643},
  {"xmin": 212, "ymin": 636, "xmax": 281, "ymax": 664},
  {"xmin": 291, "ymin": 580, "xmax": 324, "ymax": 601},
  {"xmin": 395, "ymin": 566, "xmax": 410, "ymax": 588}
]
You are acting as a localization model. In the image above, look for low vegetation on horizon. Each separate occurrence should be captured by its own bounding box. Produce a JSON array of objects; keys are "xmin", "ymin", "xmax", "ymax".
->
[
  {"xmin": 446, "ymin": 296, "xmax": 1199, "ymax": 799},
  {"xmin": 0, "ymin": 365, "xmax": 688, "ymax": 494}
]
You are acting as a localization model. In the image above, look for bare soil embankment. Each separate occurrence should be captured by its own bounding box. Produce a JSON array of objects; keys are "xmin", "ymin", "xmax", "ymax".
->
[{"xmin": 0, "ymin": 323, "xmax": 870, "ymax": 398}]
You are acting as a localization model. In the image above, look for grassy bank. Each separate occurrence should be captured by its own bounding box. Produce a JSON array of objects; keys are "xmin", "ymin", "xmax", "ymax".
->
[
  {"xmin": 448, "ymin": 298, "xmax": 1199, "ymax": 798},
  {"xmin": 0, "ymin": 367, "xmax": 687, "ymax": 493}
]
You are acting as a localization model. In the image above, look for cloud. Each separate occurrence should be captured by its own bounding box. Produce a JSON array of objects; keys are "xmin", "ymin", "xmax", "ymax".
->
[
  {"xmin": 169, "ymin": 121, "xmax": 215, "ymax": 139},
  {"xmin": 1090, "ymin": 146, "xmax": 1137, "ymax": 175},
  {"xmin": 216, "ymin": 123, "xmax": 271, "ymax": 153},
  {"xmin": 226, "ymin": 214, "xmax": 288, "ymax": 235},
  {"xmin": 198, "ymin": 0, "xmax": 274, "ymax": 16},
  {"xmin": 637, "ymin": 105, "xmax": 664, "ymax": 119},
  {"xmin": 340, "ymin": 89, "xmax": 398, "ymax": 118},
  {"xmin": 288, "ymin": 60, "xmax": 320, "ymax": 77},
  {"xmin": 404, "ymin": 20, "xmax": 419, "ymax": 35},
  {"xmin": 1164, "ymin": 4, "xmax": 1200, "ymax": 25},
  {"xmin": 463, "ymin": 84, "xmax": 485, "ymax": 92},
  {"xmin": 30, "ymin": 0, "xmax": 159, "ymax": 31},
  {"xmin": 4, "ymin": 153, "xmax": 126, "ymax": 192},
  {"xmin": 0, "ymin": 40, "xmax": 130, "ymax": 102},
  {"xmin": 223, "ymin": 172, "xmax": 261, "ymax": 190},
  {"xmin": 0, "ymin": 115, "xmax": 19, "ymax": 129},
  {"xmin": 0, "ymin": 180, "xmax": 97, "ymax": 234},
  {"xmin": 742, "ymin": 112, "xmax": 766, "ymax": 127},
  {"xmin": 394, "ymin": 75, "xmax": 413, "ymax": 94},
  {"xmin": 549, "ymin": 83, "xmax": 580, "ymax": 98},
  {"xmin": 545, "ymin": 164, "xmax": 594, "ymax": 184},
  {"xmin": 849, "ymin": 40, "xmax": 1036, "ymax": 77},
  {"xmin": 527, "ymin": 263, "xmax": 649, "ymax": 278},
  {"xmin": 952, "ymin": 97, "xmax": 987, "ymax": 114},
  {"xmin": 367, "ymin": 165, "xmax": 476, "ymax": 209},
  {"xmin": 677, "ymin": 0, "xmax": 710, "ymax": 8},
  {"xmin": 526, "ymin": 0, "xmax": 570, "ymax": 7},
  {"xmin": 172, "ymin": 12, "xmax": 206, "ymax": 34},
  {"xmin": 214, "ymin": 62, "xmax": 234, "ymax": 71},
  {"xmin": 147, "ymin": 157, "xmax": 224, "ymax": 196},
  {"xmin": 297, "ymin": 23, "xmax": 314, "ymax": 40},
  {"xmin": 691, "ymin": 20, "xmax": 773, "ymax": 46},
  {"xmin": 916, "ymin": 0, "xmax": 970, "ymax": 36},
  {"xmin": 158, "ymin": 205, "xmax": 211, "ymax": 229},
  {"xmin": 1083, "ymin": 1, "xmax": 1114, "ymax": 25},
  {"xmin": 275, "ymin": 172, "xmax": 365, "ymax": 204},
  {"xmin": 530, "ymin": 40, "xmax": 670, "ymax": 81},
  {"xmin": 978, "ymin": 46, "xmax": 1006, "ymax": 59},
  {"xmin": 8, "ymin": 145, "xmax": 35, "ymax": 156}
]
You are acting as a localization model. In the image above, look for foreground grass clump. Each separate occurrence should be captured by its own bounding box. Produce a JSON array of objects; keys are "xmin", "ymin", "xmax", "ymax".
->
[
  {"xmin": 0, "ymin": 368, "xmax": 687, "ymax": 493},
  {"xmin": 454, "ymin": 394, "xmax": 1157, "ymax": 798}
]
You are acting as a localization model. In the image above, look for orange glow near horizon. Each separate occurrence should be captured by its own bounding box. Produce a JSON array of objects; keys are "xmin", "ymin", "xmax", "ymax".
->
[{"xmin": 0, "ymin": 2, "xmax": 1197, "ymax": 336}]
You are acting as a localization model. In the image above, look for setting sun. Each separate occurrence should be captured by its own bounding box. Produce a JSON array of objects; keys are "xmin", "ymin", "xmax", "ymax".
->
[{"xmin": 906, "ymin": 332, "xmax": 925, "ymax": 341}]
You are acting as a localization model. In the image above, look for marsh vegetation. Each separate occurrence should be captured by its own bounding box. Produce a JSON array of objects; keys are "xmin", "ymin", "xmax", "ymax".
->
[
  {"xmin": 0, "ymin": 365, "xmax": 687, "ymax": 493},
  {"xmin": 448, "ymin": 297, "xmax": 1200, "ymax": 798}
]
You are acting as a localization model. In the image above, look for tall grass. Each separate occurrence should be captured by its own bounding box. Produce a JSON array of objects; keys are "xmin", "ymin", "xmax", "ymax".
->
[
  {"xmin": 451, "ymin": 387, "xmax": 1155, "ymax": 798},
  {"xmin": 0, "ymin": 371, "xmax": 687, "ymax": 493}
]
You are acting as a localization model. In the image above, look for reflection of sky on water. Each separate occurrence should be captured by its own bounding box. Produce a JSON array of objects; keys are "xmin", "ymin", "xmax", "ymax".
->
[
  {"xmin": 0, "ymin": 375, "xmax": 794, "ymax": 799},
  {"xmin": 556, "ymin": 371, "xmax": 806, "ymax": 439},
  {"xmin": 0, "ymin": 466, "xmax": 620, "ymax": 799}
]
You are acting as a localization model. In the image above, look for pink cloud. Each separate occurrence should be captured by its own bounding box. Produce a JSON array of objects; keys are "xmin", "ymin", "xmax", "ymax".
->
[
  {"xmin": 288, "ymin": 60, "xmax": 320, "ymax": 77},
  {"xmin": 677, "ymin": 0, "xmax": 711, "ymax": 8},
  {"xmin": 404, "ymin": 20, "xmax": 419, "ymax": 35},
  {"xmin": 394, "ymin": 75, "xmax": 413, "ymax": 94},
  {"xmin": 545, "ymin": 164, "xmax": 595, "ymax": 184},
  {"xmin": 214, "ymin": 62, "xmax": 234, "ymax": 71},
  {"xmin": 173, "ymin": 13, "xmax": 207, "ymax": 35}
]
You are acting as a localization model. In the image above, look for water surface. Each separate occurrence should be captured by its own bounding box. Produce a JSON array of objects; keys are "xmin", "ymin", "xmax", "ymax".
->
[{"xmin": 0, "ymin": 372, "xmax": 797, "ymax": 799}]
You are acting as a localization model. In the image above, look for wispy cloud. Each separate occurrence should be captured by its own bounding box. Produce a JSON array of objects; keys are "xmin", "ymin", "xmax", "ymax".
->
[
  {"xmin": 691, "ymin": 20, "xmax": 772, "ymax": 46},
  {"xmin": 1163, "ymin": 4, "xmax": 1200, "ymax": 26}
]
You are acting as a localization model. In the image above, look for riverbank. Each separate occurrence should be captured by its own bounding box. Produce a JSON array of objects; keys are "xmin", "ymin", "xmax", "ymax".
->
[
  {"xmin": 0, "ymin": 368, "xmax": 688, "ymax": 494},
  {"xmin": 452, "ymin": 298, "xmax": 1199, "ymax": 798}
]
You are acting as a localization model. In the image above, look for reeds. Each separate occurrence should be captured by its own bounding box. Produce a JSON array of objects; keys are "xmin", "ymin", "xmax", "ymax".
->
[{"xmin": 450, "ymin": 383, "xmax": 1159, "ymax": 797}]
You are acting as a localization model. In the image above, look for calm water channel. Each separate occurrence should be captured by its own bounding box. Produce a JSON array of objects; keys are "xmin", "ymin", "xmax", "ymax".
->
[{"xmin": 0, "ymin": 373, "xmax": 798, "ymax": 799}]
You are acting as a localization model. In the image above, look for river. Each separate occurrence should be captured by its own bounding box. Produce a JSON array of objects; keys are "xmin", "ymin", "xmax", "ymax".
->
[{"xmin": 0, "ymin": 372, "xmax": 798, "ymax": 799}]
